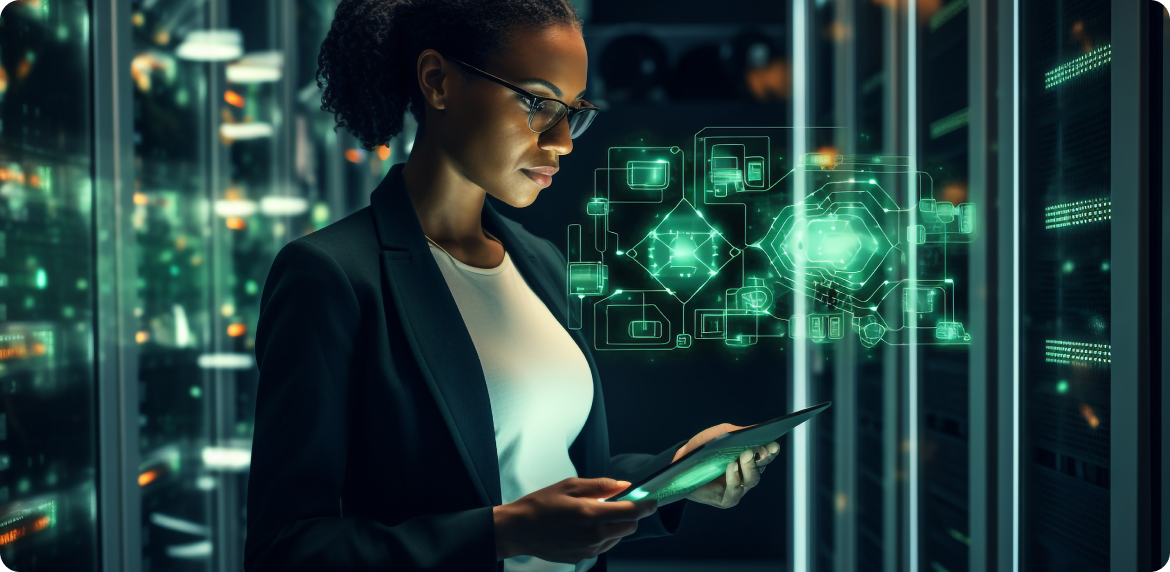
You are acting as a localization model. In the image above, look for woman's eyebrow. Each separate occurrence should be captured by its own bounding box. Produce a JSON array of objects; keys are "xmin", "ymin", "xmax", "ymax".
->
[{"xmin": 516, "ymin": 78, "xmax": 586, "ymax": 100}]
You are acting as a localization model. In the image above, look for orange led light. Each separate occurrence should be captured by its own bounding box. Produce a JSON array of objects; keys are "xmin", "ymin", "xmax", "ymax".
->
[
  {"xmin": 345, "ymin": 149, "xmax": 363, "ymax": 163},
  {"xmin": 815, "ymin": 146, "xmax": 840, "ymax": 170},
  {"xmin": 136, "ymin": 331, "xmax": 149, "ymax": 343},
  {"xmin": 0, "ymin": 346, "xmax": 27, "ymax": 361},
  {"xmin": 1080, "ymin": 403, "xmax": 1100, "ymax": 429},
  {"xmin": 378, "ymin": 145, "xmax": 391, "ymax": 161},
  {"xmin": 227, "ymin": 323, "xmax": 246, "ymax": 337},
  {"xmin": 226, "ymin": 217, "xmax": 246, "ymax": 230},
  {"xmin": 0, "ymin": 516, "xmax": 51, "ymax": 546},
  {"xmin": 744, "ymin": 59, "xmax": 790, "ymax": 103},
  {"xmin": 133, "ymin": 192, "xmax": 148, "ymax": 205},
  {"xmin": 224, "ymin": 90, "xmax": 245, "ymax": 108},
  {"xmin": 138, "ymin": 470, "xmax": 158, "ymax": 486}
]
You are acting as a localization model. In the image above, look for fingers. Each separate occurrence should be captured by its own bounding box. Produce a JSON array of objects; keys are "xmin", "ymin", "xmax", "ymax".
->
[
  {"xmin": 739, "ymin": 448, "xmax": 762, "ymax": 489},
  {"xmin": 724, "ymin": 459, "xmax": 742, "ymax": 505},
  {"xmin": 756, "ymin": 442, "xmax": 779, "ymax": 466},
  {"xmin": 594, "ymin": 535, "xmax": 623, "ymax": 556},
  {"xmin": 567, "ymin": 477, "xmax": 630, "ymax": 499},
  {"xmin": 597, "ymin": 518, "xmax": 638, "ymax": 541},
  {"xmin": 594, "ymin": 498, "xmax": 658, "ymax": 522}
]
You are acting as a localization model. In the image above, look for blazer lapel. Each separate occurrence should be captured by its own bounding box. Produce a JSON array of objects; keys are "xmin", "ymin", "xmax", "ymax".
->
[{"xmin": 369, "ymin": 163, "xmax": 501, "ymax": 508}]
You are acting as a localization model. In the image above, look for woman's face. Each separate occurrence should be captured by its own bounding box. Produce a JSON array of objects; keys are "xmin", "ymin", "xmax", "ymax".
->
[{"xmin": 426, "ymin": 24, "xmax": 588, "ymax": 208}]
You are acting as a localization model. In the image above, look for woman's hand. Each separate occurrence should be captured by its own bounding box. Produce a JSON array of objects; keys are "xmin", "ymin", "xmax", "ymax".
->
[
  {"xmin": 493, "ymin": 477, "xmax": 659, "ymax": 563},
  {"xmin": 669, "ymin": 423, "xmax": 780, "ymax": 509}
]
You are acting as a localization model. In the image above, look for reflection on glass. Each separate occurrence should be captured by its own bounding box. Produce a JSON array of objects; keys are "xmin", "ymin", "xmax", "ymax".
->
[
  {"xmin": 0, "ymin": 1, "xmax": 99, "ymax": 570},
  {"xmin": 130, "ymin": 0, "xmax": 369, "ymax": 569},
  {"xmin": 1021, "ymin": 1, "xmax": 1112, "ymax": 570},
  {"xmin": 915, "ymin": 2, "xmax": 972, "ymax": 572},
  {"xmin": 131, "ymin": 1, "xmax": 217, "ymax": 569}
]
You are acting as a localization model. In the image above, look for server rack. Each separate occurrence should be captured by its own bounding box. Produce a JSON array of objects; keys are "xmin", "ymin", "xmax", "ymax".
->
[
  {"xmin": 1018, "ymin": 0, "xmax": 1112, "ymax": 570},
  {"xmin": 0, "ymin": 2, "xmax": 102, "ymax": 571}
]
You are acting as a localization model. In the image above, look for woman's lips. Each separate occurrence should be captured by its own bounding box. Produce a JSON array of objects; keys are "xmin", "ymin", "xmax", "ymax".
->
[{"xmin": 521, "ymin": 168, "xmax": 552, "ymax": 188}]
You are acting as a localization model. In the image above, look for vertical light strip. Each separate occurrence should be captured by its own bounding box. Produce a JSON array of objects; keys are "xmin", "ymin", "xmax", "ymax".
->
[
  {"xmin": 906, "ymin": 0, "xmax": 919, "ymax": 567},
  {"xmin": 793, "ymin": 0, "xmax": 810, "ymax": 570},
  {"xmin": 1011, "ymin": 0, "xmax": 1021, "ymax": 569}
]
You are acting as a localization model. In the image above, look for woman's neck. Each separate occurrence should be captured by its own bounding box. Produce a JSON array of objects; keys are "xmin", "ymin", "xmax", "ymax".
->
[{"xmin": 400, "ymin": 136, "xmax": 488, "ymax": 244}]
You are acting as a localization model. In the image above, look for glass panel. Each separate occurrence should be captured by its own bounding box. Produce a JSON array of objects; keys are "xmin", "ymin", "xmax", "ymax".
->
[
  {"xmin": 130, "ymin": 0, "xmax": 216, "ymax": 569},
  {"xmin": 916, "ymin": 2, "xmax": 972, "ymax": 572},
  {"xmin": 851, "ymin": 1, "xmax": 895, "ymax": 567},
  {"xmin": 130, "ymin": 0, "xmax": 352, "ymax": 569},
  {"xmin": 1021, "ymin": 0, "xmax": 1112, "ymax": 569},
  {"xmin": 0, "ymin": 0, "xmax": 99, "ymax": 570}
]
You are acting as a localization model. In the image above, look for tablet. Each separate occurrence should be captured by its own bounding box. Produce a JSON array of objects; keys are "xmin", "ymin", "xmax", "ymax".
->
[{"xmin": 602, "ymin": 401, "xmax": 832, "ymax": 503}]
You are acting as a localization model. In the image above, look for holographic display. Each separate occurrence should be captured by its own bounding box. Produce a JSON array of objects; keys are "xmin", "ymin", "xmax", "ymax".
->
[{"xmin": 566, "ymin": 128, "xmax": 978, "ymax": 350}]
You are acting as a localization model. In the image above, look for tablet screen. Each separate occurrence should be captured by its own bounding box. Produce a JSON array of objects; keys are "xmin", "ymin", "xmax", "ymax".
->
[{"xmin": 604, "ymin": 401, "xmax": 831, "ymax": 503}]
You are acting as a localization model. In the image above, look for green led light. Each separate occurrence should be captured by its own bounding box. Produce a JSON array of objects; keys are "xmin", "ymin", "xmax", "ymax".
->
[
  {"xmin": 1045, "ymin": 45, "xmax": 1111, "ymax": 89},
  {"xmin": 1056, "ymin": 380, "xmax": 1069, "ymax": 394},
  {"xmin": 1045, "ymin": 198, "xmax": 1111, "ymax": 229},
  {"xmin": 929, "ymin": 0, "xmax": 969, "ymax": 32},
  {"xmin": 930, "ymin": 107, "xmax": 970, "ymax": 140},
  {"xmin": 1044, "ymin": 340, "xmax": 1111, "ymax": 366},
  {"xmin": 946, "ymin": 527, "xmax": 971, "ymax": 546}
]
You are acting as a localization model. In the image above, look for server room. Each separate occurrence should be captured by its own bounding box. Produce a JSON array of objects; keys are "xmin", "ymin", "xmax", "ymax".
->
[{"xmin": 0, "ymin": 0, "xmax": 1166, "ymax": 571}]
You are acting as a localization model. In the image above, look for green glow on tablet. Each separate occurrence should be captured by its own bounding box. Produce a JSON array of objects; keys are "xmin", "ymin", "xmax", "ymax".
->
[{"xmin": 626, "ymin": 488, "xmax": 649, "ymax": 501}]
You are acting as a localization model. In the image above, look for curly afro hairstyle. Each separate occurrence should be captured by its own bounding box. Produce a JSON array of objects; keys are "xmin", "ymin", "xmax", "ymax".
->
[{"xmin": 317, "ymin": 0, "xmax": 584, "ymax": 151}]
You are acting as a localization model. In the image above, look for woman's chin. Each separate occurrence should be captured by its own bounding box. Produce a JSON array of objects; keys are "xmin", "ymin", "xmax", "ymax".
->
[{"xmin": 494, "ymin": 190, "xmax": 542, "ymax": 209}]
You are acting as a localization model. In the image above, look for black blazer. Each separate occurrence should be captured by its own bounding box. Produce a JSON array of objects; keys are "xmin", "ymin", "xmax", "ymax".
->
[{"xmin": 243, "ymin": 162, "xmax": 689, "ymax": 571}]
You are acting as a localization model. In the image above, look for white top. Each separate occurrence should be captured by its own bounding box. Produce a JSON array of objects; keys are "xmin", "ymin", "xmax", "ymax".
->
[{"xmin": 428, "ymin": 242, "xmax": 598, "ymax": 572}]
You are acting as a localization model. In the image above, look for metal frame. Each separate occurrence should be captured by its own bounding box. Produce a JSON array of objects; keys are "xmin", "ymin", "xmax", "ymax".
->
[
  {"xmin": 904, "ymin": 3, "xmax": 920, "ymax": 570},
  {"xmin": 1163, "ymin": 9, "xmax": 1170, "ymax": 569},
  {"xmin": 967, "ymin": 0, "xmax": 998, "ymax": 570},
  {"xmin": 93, "ymin": 0, "xmax": 141, "ymax": 571},
  {"xmin": 1111, "ymin": 1, "xmax": 1155, "ymax": 571},
  {"xmin": 995, "ymin": 0, "xmax": 1020, "ymax": 568},
  {"xmin": 883, "ymin": 4, "xmax": 905, "ymax": 571},
  {"xmin": 832, "ymin": 3, "xmax": 860, "ymax": 570},
  {"xmin": 792, "ymin": 0, "xmax": 813, "ymax": 569}
]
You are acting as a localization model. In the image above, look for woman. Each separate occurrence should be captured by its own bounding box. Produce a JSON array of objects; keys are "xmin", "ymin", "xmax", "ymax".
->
[{"xmin": 242, "ymin": 1, "xmax": 780, "ymax": 570}]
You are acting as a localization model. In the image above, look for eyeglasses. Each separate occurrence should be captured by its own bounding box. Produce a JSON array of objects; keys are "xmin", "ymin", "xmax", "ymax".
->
[{"xmin": 445, "ymin": 55, "xmax": 599, "ymax": 139}]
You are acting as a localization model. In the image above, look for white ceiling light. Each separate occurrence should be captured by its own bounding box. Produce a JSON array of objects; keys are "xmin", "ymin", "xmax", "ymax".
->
[
  {"xmin": 177, "ymin": 29, "xmax": 243, "ymax": 62},
  {"xmin": 226, "ymin": 50, "xmax": 283, "ymax": 83},
  {"xmin": 214, "ymin": 199, "xmax": 257, "ymax": 217},
  {"xmin": 260, "ymin": 196, "xmax": 309, "ymax": 216},
  {"xmin": 219, "ymin": 122, "xmax": 274, "ymax": 140}
]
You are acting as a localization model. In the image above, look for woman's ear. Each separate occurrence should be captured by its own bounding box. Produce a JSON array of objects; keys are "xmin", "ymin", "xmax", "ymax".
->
[{"xmin": 416, "ymin": 49, "xmax": 454, "ymax": 111}]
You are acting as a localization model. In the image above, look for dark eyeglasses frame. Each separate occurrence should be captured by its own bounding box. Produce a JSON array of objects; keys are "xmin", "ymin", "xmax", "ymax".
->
[{"xmin": 445, "ymin": 55, "xmax": 599, "ymax": 138}]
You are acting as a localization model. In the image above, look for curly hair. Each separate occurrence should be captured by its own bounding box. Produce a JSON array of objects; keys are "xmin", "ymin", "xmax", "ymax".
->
[{"xmin": 317, "ymin": 0, "xmax": 584, "ymax": 150}]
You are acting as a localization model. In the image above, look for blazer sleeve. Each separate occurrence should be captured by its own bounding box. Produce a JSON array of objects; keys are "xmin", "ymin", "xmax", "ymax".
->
[
  {"xmin": 244, "ymin": 240, "xmax": 497, "ymax": 572},
  {"xmin": 539, "ymin": 237, "xmax": 691, "ymax": 542}
]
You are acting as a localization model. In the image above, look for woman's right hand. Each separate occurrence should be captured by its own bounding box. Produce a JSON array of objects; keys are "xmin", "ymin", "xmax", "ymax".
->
[{"xmin": 492, "ymin": 477, "xmax": 658, "ymax": 563}]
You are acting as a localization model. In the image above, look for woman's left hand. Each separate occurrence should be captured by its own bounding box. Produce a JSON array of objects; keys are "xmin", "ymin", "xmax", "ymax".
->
[{"xmin": 669, "ymin": 423, "xmax": 780, "ymax": 509}]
